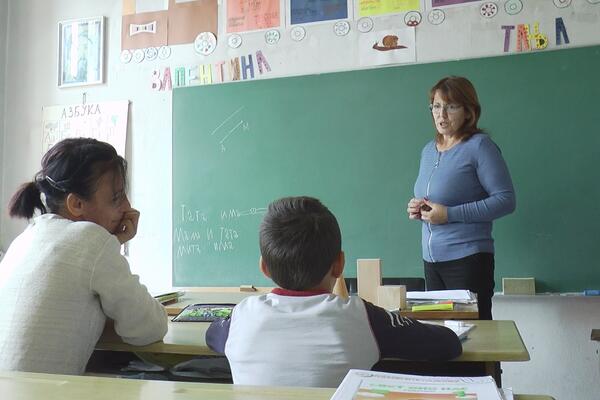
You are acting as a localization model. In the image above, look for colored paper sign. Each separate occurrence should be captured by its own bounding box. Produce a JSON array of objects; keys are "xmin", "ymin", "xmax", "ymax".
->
[
  {"xmin": 227, "ymin": 0, "xmax": 280, "ymax": 33},
  {"xmin": 359, "ymin": 28, "xmax": 416, "ymax": 67},
  {"xmin": 42, "ymin": 101, "xmax": 129, "ymax": 157},
  {"xmin": 430, "ymin": 0, "xmax": 482, "ymax": 8},
  {"xmin": 167, "ymin": 0, "xmax": 218, "ymax": 45},
  {"xmin": 290, "ymin": 0, "xmax": 348, "ymax": 25},
  {"xmin": 121, "ymin": 0, "xmax": 217, "ymax": 50},
  {"xmin": 358, "ymin": 0, "xmax": 420, "ymax": 17}
]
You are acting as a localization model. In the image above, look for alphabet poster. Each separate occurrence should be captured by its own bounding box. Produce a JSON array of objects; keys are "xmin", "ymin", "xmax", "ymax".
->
[{"xmin": 42, "ymin": 101, "xmax": 129, "ymax": 157}]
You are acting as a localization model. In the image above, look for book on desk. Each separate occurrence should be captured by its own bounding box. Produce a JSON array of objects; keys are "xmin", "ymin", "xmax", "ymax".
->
[{"xmin": 331, "ymin": 369, "xmax": 503, "ymax": 400}]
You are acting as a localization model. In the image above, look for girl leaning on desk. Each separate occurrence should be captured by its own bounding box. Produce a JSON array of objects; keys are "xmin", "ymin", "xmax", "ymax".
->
[
  {"xmin": 0, "ymin": 138, "xmax": 167, "ymax": 375},
  {"xmin": 407, "ymin": 76, "xmax": 516, "ymax": 320}
]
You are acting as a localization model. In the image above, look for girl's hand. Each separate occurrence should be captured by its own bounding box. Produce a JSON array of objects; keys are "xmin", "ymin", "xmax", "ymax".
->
[
  {"xmin": 420, "ymin": 199, "xmax": 448, "ymax": 225},
  {"xmin": 115, "ymin": 209, "xmax": 140, "ymax": 244}
]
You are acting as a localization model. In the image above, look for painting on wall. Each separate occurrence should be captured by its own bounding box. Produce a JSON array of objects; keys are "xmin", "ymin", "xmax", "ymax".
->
[{"xmin": 58, "ymin": 16, "xmax": 105, "ymax": 88}]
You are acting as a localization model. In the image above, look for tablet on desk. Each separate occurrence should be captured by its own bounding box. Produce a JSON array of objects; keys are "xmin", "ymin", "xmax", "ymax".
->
[{"xmin": 172, "ymin": 303, "xmax": 235, "ymax": 322}]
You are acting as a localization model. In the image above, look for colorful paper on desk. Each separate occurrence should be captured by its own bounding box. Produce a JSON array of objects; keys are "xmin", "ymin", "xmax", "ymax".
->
[
  {"xmin": 411, "ymin": 301, "xmax": 454, "ymax": 312},
  {"xmin": 331, "ymin": 369, "xmax": 502, "ymax": 400},
  {"xmin": 172, "ymin": 303, "xmax": 235, "ymax": 322},
  {"xmin": 407, "ymin": 289, "xmax": 475, "ymax": 302}
]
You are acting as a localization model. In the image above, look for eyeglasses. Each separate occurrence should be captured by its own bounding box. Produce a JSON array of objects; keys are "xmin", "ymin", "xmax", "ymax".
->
[{"xmin": 429, "ymin": 103, "xmax": 463, "ymax": 114}]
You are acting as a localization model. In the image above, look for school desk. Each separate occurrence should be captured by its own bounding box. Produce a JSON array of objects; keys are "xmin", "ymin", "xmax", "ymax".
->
[
  {"xmin": 163, "ymin": 290, "xmax": 479, "ymax": 320},
  {"xmin": 592, "ymin": 329, "xmax": 600, "ymax": 341},
  {"xmin": 97, "ymin": 319, "xmax": 529, "ymax": 386},
  {"xmin": 0, "ymin": 371, "xmax": 554, "ymax": 400}
]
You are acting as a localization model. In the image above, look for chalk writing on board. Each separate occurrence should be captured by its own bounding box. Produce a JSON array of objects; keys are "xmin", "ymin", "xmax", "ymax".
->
[
  {"xmin": 221, "ymin": 207, "xmax": 267, "ymax": 220},
  {"xmin": 180, "ymin": 204, "xmax": 208, "ymax": 223},
  {"xmin": 209, "ymin": 106, "xmax": 250, "ymax": 152},
  {"xmin": 175, "ymin": 204, "xmax": 265, "ymax": 258},
  {"xmin": 219, "ymin": 120, "xmax": 250, "ymax": 152},
  {"xmin": 210, "ymin": 106, "xmax": 245, "ymax": 136}
]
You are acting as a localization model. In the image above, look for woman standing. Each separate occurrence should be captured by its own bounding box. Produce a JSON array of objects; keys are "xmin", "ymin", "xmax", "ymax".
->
[
  {"xmin": 0, "ymin": 138, "xmax": 167, "ymax": 374},
  {"xmin": 407, "ymin": 76, "xmax": 515, "ymax": 320}
]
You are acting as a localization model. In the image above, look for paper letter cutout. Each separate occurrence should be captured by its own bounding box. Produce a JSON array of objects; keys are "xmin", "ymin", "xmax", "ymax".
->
[
  {"xmin": 531, "ymin": 22, "xmax": 548, "ymax": 50},
  {"xmin": 516, "ymin": 24, "xmax": 530, "ymax": 52},
  {"xmin": 241, "ymin": 55, "xmax": 255, "ymax": 80},
  {"xmin": 198, "ymin": 64, "xmax": 213, "ymax": 84},
  {"xmin": 256, "ymin": 50, "xmax": 271, "ymax": 74},
  {"xmin": 556, "ymin": 17, "xmax": 570, "ymax": 45},
  {"xmin": 173, "ymin": 67, "xmax": 186, "ymax": 87},
  {"xmin": 215, "ymin": 61, "xmax": 226, "ymax": 82},
  {"xmin": 501, "ymin": 25, "xmax": 515, "ymax": 52},
  {"xmin": 229, "ymin": 58, "xmax": 241, "ymax": 81}
]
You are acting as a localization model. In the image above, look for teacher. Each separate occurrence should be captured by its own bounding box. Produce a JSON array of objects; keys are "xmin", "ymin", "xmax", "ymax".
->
[{"xmin": 407, "ymin": 76, "xmax": 515, "ymax": 320}]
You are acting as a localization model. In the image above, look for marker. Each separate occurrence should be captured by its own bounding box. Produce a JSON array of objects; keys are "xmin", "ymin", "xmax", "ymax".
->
[{"xmin": 583, "ymin": 289, "xmax": 600, "ymax": 296}]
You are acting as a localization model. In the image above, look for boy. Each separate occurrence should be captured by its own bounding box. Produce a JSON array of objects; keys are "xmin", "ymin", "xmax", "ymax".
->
[{"xmin": 206, "ymin": 196, "xmax": 462, "ymax": 387}]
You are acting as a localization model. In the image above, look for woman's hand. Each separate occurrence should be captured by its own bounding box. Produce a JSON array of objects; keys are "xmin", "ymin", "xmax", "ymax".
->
[
  {"xmin": 420, "ymin": 199, "xmax": 448, "ymax": 224},
  {"xmin": 115, "ymin": 208, "xmax": 141, "ymax": 244},
  {"xmin": 407, "ymin": 198, "xmax": 425, "ymax": 220}
]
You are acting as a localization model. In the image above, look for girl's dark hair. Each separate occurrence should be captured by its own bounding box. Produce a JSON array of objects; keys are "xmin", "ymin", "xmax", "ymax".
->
[
  {"xmin": 429, "ymin": 76, "xmax": 484, "ymax": 143},
  {"xmin": 259, "ymin": 196, "xmax": 342, "ymax": 291},
  {"xmin": 8, "ymin": 138, "xmax": 127, "ymax": 219}
]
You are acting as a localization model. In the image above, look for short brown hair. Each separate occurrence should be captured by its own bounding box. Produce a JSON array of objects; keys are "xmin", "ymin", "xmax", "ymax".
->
[
  {"xmin": 259, "ymin": 196, "xmax": 341, "ymax": 291},
  {"xmin": 429, "ymin": 76, "xmax": 483, "ymax": 143}
]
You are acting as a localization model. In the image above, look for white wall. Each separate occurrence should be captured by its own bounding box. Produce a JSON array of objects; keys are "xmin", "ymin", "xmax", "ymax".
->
[
  {"xmin": 0, "ymin": 0, "xmax": 8, "ymax": 251},
  {"xmin": 494, "ymin": 295, "xmax": 600, "ymax": 399},
  {"xmin": 0, "ymin": 0, "xmax": 599, "ymax": 397}
]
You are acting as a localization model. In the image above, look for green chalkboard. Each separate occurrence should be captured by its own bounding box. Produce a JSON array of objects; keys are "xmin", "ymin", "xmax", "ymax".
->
[{"xmin": 173, "ymin": 45, "xmax": 600, "ymax": 292}]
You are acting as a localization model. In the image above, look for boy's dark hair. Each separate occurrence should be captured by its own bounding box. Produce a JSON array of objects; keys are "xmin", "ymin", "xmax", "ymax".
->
[
  {"xmin": 8, "ymin": 138, "xmax": 127, "ymax": 219},
  {"xmin": 259, "ymin": 196, "xmax": 342, "ymax": 291}
]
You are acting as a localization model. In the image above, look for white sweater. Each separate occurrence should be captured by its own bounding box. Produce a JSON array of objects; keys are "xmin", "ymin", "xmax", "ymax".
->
[{"xmin": 0, "ymin": 214, "xmax": 168, "ymax": 375}]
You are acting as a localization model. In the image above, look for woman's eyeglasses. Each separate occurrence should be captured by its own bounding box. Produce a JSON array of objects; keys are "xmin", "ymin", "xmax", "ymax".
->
[{"xmin": 429, "ymin": 103, "xmax": 463, "ymax": 114}]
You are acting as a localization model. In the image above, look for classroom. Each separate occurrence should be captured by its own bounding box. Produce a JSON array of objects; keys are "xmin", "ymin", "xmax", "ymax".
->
[{"xmin": 0, "ymin": 0, "xmax": 599, "ymax": 399}]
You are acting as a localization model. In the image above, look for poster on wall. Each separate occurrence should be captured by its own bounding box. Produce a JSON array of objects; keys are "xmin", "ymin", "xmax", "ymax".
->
[
  {"xmin": 428, "ymin": 0, "xmax": 483, "ymax": 9},
  {"xmin": 122, "ymin": 0, "xmax": 218, "ymax": 50},
  {"xmin": 290, "ymin": 0, "xmax": 349, "ymax": 25},
  {"xmin": 227, "ymin": 0, "xmax": 281, "ymax": 33},
  {"xmin": 358, "ymin": 0, "xmax": 421, "ymax": 18},
  {"xmin": 42, "ymin": 101, "xmax": 129, "ymax": 157}
]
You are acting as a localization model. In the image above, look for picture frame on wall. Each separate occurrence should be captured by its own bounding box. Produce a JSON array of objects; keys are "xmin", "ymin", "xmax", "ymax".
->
[{"xmin": 58, "ymin": 16, "xmax": 104, "ymax": 88}]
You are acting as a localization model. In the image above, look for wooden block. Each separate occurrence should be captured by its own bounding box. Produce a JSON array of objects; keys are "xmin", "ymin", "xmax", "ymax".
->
[
  {"xmin": 377, "ymin": 285, "xmax": 407, "ymax": 310},
  {"xmin": 502, "ymin": 277, "xmax": 535, "ymax": 295},
  {"xmin": 333, "ymin": 275, "xmax": 349, "ymax": 300},
  {"xmin": 239, "ymin": 285, "xmax": 257, "ymax": 292},
  {"xmin": 357, "ymin": 259, "xmax": 382, "ymax": 304}
]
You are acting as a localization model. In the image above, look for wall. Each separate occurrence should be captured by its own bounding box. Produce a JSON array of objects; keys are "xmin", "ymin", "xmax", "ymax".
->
[
  {"xmin": 0, "ymin": 0, "xmax": 599, "ymax": 397},
  {"xmin": 493, "ymin": 295, "xmax": 600, "ymax": 399},
  {"xmin": 0, "ymin": 0, "xmax": 7, "ymax": 253}
]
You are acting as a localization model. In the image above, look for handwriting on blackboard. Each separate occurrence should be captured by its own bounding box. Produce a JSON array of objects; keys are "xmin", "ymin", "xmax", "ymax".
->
[
  {"xmin": 209, "ymin": 106, "xmax": 251, "ymax": 152},
  {"xmin": 175, "ymin": 204, "xmax": 265, "ymax": 258}
]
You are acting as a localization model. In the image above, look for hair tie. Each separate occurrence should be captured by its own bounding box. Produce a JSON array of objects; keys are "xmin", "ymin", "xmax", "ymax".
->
[{"xmin": 45, "ymin": 176, "xmax": 68, "ymax": 193}]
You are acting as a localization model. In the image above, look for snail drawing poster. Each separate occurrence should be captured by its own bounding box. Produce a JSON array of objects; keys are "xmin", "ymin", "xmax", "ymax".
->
[{"xmin": 358, "ymin": 28, "xmax": 416, "ymax": 66}]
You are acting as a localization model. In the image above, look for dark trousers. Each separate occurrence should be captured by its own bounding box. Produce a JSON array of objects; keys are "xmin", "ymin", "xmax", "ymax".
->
[{"xmin": 424, "ymin": 253, "xmax": 495, "ymax": 320}]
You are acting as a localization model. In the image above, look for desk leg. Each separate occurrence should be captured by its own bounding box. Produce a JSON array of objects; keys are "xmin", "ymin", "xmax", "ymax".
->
[{"xmin": 484, "ymin": 362, "xmax": 502, "ymax": 387}]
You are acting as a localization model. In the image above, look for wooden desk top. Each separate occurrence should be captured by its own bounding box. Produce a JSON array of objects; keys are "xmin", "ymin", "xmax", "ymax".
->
[
  {"xmin": 98, "ymin": 319, "xmax": 529, "ymax": 363},
  {"xmin": 0, "ymin": 371, "xmax": 553, "ymax": 400},
  {"xmin": 164, "ymin": 291, "xmax": 479, "ymax": 320}
]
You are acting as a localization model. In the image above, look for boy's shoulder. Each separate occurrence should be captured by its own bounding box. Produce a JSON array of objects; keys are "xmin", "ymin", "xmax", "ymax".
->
[{"xmin": 233, "ymin": 293, "xmax": 368, "ymax": 316}]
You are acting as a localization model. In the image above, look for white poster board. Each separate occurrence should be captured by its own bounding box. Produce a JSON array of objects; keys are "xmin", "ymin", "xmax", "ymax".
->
[{"xmin": 42, "ymin": 100, "xmax": 129, "ymax": 157}]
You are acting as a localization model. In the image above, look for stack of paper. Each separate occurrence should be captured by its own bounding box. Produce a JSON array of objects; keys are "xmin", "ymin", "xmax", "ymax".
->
[
  {"xmin": 407, "ymin": 289, "xmax": 477, "ymax": 304},
  {"xmin": 153, "ymin": 291, "xmax": 184, "ymax": 305},
  {"xmin": 331, "ymin": 369, "xmax": 502, "ymax": 400}
]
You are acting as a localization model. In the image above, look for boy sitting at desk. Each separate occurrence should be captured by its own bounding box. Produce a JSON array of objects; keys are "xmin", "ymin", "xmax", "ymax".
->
[{"xmin": 206, "ymin": 196, "xmax": 462, "ymax": 387}]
